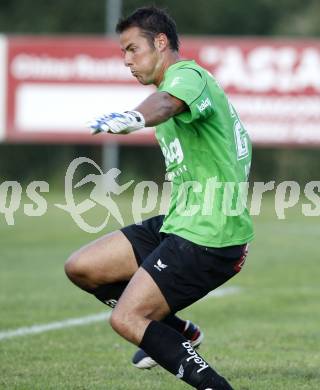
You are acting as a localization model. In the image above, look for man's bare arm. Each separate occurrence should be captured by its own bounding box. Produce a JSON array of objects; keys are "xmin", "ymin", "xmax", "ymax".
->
[
  {"xmin": 134, "ymin": 92, "xmax": 187, "ymax": 127},
  {"xmin": 87, "ymin": 92, "xmax": 186, "ymax": 135}
]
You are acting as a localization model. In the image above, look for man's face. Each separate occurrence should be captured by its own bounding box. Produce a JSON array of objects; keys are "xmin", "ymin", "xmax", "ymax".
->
[{"xmin": 119, "ymin": 27, "xmax": 161, "ymax": 85}]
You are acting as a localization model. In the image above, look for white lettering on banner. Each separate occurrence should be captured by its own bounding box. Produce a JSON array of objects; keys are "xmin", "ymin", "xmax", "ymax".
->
[
  {"xmin": 199, "ymin": 46, "xmax": 320, "ymax": 92},
  {"xmin": 6, "ymin": 38, "xmax": 320, "ymax": 146},
  {"xmin": 11, "ymin": 54, "xmax": 132, "ymax": 81},
  {"xmin": 244, "ymin": 120, "xmax": 320, "ymax": 144},
  {"xmin": 228, "ymin": 94, "xmax": 320, "ymax": 145},
  {"xmin": 230, "ymin": 95, "xmax": 320, "ymax": 119},
  {"xmin": 11, "ymin": 46, "xmax": 320, "ymax": 89}
]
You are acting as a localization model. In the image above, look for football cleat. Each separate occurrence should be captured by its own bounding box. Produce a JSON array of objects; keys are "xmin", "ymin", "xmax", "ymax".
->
[{"xmin": 132, "ymin": 321, "xmax": 204, "ymax": 369}]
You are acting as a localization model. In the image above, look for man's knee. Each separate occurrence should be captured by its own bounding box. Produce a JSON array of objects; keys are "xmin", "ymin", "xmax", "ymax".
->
[
  {"xmin": 64, "ymin": 250, "xmax": 95, "ymax": 289},
  {"xmin": 110, "ymin": 306, "xmax": 134, "ymax": 337},
  {"xmin": 64, "ymin": 251, "xmax": 81, "ymax": 279}
]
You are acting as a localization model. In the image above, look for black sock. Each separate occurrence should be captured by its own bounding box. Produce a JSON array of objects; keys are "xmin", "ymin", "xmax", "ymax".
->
[
  {"xmin": 140, "ymin": 321, "xmax": 233, "ymax": 390},
  {"xmin": 92, "ymin": 284, "xmax": 188, "ymax": 334},
  {"xmin": 93, "ymin": 282, "xmax": 128, "ymax": 308},
  {"xmin": 163, "ymin": 314, "xmax": 186, "ymax": 333}
]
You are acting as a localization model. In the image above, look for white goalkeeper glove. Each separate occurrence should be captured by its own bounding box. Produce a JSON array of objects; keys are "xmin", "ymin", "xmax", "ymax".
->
[{"xmin": 88, "ymin": 111, "xmax": 145, "ymax": 135}]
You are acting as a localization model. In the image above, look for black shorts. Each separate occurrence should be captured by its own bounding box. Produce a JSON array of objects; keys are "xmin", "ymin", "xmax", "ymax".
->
[{"xmin": 121, "ymin": 215, "xmax": 248, "ymax": 313}]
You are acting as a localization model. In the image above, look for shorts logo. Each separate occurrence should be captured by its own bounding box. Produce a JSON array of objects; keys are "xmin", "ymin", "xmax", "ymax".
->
[
  {"xmin": 154, "ymin": 259, "xmax": 168, "ymax": 271},
  {"xmin": 181, "ymin": 341, "xmax": 209, "ymax": 373}
]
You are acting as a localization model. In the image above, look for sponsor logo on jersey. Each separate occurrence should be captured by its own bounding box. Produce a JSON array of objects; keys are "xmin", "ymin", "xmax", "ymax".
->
[
  {"xmin": 197, "ymin": 97, "xmax": 212, "ymax": 113},
  {"xmin": 160, "ymin": 137, "xmax": 184, "ymax": 167}
]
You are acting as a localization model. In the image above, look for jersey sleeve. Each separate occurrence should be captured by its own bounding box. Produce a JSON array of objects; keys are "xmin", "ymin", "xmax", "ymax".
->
[{"xmin": 159, "ymin": 67, "xmax": 215, "ymax": 123}]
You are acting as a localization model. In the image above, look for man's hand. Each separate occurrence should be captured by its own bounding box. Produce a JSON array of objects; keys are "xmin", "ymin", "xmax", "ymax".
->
[{"xmin": 88, "ymin": 111, "xmax": 145, "ymax": 135}]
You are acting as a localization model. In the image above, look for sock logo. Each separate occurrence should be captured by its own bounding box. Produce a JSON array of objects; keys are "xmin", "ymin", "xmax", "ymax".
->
[
  {"xmin": 176, "ymin": 364, "xmax": 184, "ymax": 379},
  {"xmin": 182, "ymin": 341, "xmax": 209, "ymax": 373},
  {"xmin": 105, "ymin": 299, "xmax": 117, "ymax": 308}
]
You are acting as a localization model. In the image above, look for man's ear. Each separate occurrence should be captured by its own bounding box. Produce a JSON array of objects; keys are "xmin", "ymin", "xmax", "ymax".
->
[{"xmin": 154, "ymin": 33, "xmax": 169, "ymax": 52}]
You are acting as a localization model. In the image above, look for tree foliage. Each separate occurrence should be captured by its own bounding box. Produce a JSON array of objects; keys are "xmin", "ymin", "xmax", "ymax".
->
[{"xmin": 0, "ymin": 0, "xmax": 319, "ymax": 36}]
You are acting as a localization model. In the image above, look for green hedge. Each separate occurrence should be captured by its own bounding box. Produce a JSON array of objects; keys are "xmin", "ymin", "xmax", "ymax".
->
[{"xmin": 0, "ymin": 144, "xmax": 318, "ymax": 187}]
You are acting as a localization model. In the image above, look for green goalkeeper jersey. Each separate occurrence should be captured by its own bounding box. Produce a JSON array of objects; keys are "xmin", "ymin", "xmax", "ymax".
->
[{"xmin": 156, "ymin": 60, "xmax": 254, "ymax": 247}]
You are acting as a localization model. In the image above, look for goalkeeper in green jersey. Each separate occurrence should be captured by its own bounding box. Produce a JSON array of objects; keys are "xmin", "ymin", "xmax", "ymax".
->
[{"xmin": 65, "ymin": 6, "xmax": 254, "ymax": 390}]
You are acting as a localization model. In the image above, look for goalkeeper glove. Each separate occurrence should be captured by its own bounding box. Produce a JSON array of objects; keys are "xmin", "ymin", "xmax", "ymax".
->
[{"xmin": 88, "ymin": 111, "xmax": 145, "ymax": 135}]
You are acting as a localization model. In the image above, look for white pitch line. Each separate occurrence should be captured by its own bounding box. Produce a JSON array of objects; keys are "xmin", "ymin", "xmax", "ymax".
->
[
  {"xmin": 0, "ymin": 311, "xmax": 111, "ymax": 341},
  {"xmin": 203, "ymin": 286, "xmax": 241, "ymax": 299},
  {"xmin": 0, "ymin": 286, "xmax": 240, "ymax": 342}
]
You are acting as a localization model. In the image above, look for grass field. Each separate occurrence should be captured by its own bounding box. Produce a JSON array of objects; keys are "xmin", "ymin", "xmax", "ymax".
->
[{"xmin": 0, "ymin": 191, "xmax": 319, "ymax": 389}]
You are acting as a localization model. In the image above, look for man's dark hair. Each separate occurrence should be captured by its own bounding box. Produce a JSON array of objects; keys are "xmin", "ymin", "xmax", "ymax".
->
[{"xmin": 116, "ymin": 6, "xmax": 179, "ymax": 52}]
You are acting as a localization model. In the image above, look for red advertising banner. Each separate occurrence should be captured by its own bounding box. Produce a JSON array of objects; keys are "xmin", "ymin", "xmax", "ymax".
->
[{"xmin": 4, "ymin": 36, "xmax": 320, "ymax": 145}]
